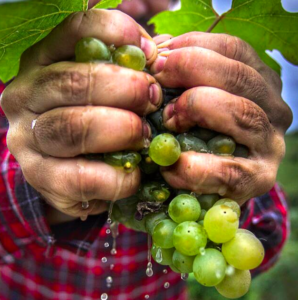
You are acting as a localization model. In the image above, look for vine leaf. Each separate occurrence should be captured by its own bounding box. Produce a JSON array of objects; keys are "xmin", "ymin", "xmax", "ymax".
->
[
  {"xmin": 150, "ymin": 0, "xmax": 298, "ymax": 74},
  {"xmin": 0, "ymin": 0, "xmax": 123, "ymax": 83},
  {"xmin": 94, "ymin": 0, "xmax": 122, "ymax": 9}
]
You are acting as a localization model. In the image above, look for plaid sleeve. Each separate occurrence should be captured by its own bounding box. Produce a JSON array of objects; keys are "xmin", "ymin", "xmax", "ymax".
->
[
  {"xmin": 240, "ymin": 183, "xmax": 289, "ymax": 277},
  {"xmin": 0, "ymin": 83, "xmax": 106, "ymax": 264}
]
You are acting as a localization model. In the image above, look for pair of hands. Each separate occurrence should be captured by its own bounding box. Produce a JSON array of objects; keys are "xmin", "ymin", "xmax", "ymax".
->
[{"xmin": 0, "ymin": 9, "xmax": 292, "ymax": 222}]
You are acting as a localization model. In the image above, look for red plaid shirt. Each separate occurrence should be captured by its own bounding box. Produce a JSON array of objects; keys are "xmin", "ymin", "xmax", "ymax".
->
[{"xmin": 0, "ymin": 82, "xmax": 289, "ymax": 300}]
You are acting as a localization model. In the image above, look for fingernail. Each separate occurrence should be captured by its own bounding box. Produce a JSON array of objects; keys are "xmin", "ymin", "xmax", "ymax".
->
[
  {"xmin": 164, "ymin": 103, "xmax": 175, "ymax": 121},
  {"xmin": 151, "ymin": 56, "xmax": 167, "ymax": 74},
  {"xmin": 141, "ymin": 37, "xmax": 157, "ymax": 63},
  {"xmin": 158, "ymin": 47, "xmax": 169, "ymax": 54},
  {"xmin": 157, "ymin": 40, "xmax": 171, "ymax": 48},
  {"xmin": 149, "ymin": 83, "xmax": 162, "ymax": 106},
  {"xmin": 142, "ymin": 121, "xmax": 152, "ymax": 139}
]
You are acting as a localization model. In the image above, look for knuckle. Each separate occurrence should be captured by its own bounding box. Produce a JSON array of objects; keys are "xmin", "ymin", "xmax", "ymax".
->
[
  {"xmin": 220, "ymin": 161, "xmax": 252, "ymax": 197},
  {"xmin": 235, "ymin": 98, "xmax": 271, "ymax": 139},
  {"xmin": 223, "ymin": 35, "xmax": 248, "ymax": 61},
  {"xmin": 35, "ymin": 66, "xmax": 90, "ymax": 106}
]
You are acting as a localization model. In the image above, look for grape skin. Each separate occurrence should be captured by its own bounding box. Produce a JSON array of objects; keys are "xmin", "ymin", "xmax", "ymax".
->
[{"xmin": 216, "ymin": 269, "xmax": 251, "ymax": 299}]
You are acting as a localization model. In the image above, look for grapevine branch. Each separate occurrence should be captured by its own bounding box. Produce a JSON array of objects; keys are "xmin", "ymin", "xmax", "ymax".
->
[{"xmin": 206, "ymin": 14, "xmax": 225, "ymax": 33}]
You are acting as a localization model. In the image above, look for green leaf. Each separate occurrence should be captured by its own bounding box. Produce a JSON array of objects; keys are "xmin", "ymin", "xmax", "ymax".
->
[
  {"xmin": 94, "ymin": 0, "xmax": 123, "ymax": 9},
  {"xmin": 0, "ymin": 0, "xmax": 123, "ymax": 83},
  {"xmin": 150, "ymin": 0, "xmax": 298, "ymax": 74}
]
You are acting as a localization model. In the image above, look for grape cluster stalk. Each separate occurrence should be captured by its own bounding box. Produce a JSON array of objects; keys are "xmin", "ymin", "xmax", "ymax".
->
[{"xmin": 75, "ymin": 37, "xmax": 264, "ymax": 299}]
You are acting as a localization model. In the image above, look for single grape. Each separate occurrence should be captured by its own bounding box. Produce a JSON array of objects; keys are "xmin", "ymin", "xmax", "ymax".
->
[
  {"xmin": 237, "ymin": 229, "xmax": 255, "ymax": 236},
  {"xmin": 112, "ymin": 45, "xmax": 146, "ymax": 71},
  {"xmin": 145, "ymin": 211, "xmax": 168, "ymax": 236},
  {"xmin": 204, "ymin": 205, "xmax": 239, "ymax": 243},
  {"xmin": 138, "ymin": 181, "xmax": 170, "ymax": 202},
  {"xmin": 75, "ymin": 37, "xmax": 111, "ymax": 62},
  {"xmin": 162, "ymin": 88, "xmax": 185, "ymax": 105},
  {"xmin": 173, "ymin": 221, "xmax": 207, "ymax": 256},
  {"xmin": 193, "ymin": 248, "xmax": 227, "ymax": 287},
  {"xmin": 215, "ymin": 269, "xmax": 251, "ymax": 299},
  {"xmin": 139, "ymin": 153, "xmax": 159, "ymax": 175},
  {"xmin": 151, "ymin": 244, "xmax": 174, "ymax": 266},
  {"xmin": 149, "ymin": 133, "xmax": 181, "ymax": 166},
  {"xmin": 222, "ymin": 231, "xmax": 265, "ymax": 270},
  {"xmin": 121, "ymin": 151, "xmax": 141, "ymax": 173},
  {"xmin": 233, "ymin": 144, "xmax": 249, "ymax": 158},
  {"xmin": 207, "ymin": 135, "xmax": 236, "ymax": 155},
  {"xmin": 197, "ymin": 194, "xmax": 220, "ymax": 210},
  {"xmin": 152, "ymin": 219, "xmax": 177, "ymax": 249},
  {"xmin": 189, "ymin": 127, "xmax": 217, "ymax": 142},
  {"xmin": 213, "ymin": 198, "xmax": 241, "ymax": 218},
  {"xmin": 172, "ymin": 250, "xmax": 195, "ymax": 273},
  {"xmin": 169, "ymin": 264, "xmax": 181, "ymax": 273},
  {"xmin": 176, "ymin": 133, "xmax": 208, "ymax": 153},
  {"xmin": 168, "ymin": 194, "xmax": 201, "ymax": 223},
  {"xmin": 103, "ymin": 151, "xmax": 123, "ymax": 167}
]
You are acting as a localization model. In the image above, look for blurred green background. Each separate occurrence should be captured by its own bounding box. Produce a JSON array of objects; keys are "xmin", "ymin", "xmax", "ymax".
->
[{"xmin": 187, "ymin": 131, "xmax": 298, "ymax": 300}]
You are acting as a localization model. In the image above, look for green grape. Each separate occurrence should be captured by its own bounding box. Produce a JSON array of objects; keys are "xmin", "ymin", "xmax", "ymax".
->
[
  {"xmin": 124, "ymin": 214, "xmax": 147, "ymax": 233},
  {"xmin": 207, "ymin": 135, "xmax": 236, "ymax": 155},
  {"xmin": 151, "ymin": 244, "xmax": 174, "ymax": 266},
  {"xmin": 111, "ymin": 202, "xmax": 125, "ymax": 223},
  {"xmin": 112, "ymin": 45, "xmax": 146, "ymax": 71},
  {"xmin": 198, "ymin": 209, "xmax": 207, "ymax": 221},
  {"xmin": 204, "ymin": 205, "xmax": 239, "ymax": 243},
  {"xmin": 168, "ymin": 194, "xmax": 201, "ymax": 223},
  {"xmin": 213, "ymin": 198, "xmax": 241, "ymax": 218},
  {"xmin": 176, "ymin": 134, "xmax": 208, "ymax": 153},
  {"xmin": 216, "ymin": 269, "xmax": 251, "ymax": 299},
  {"xmin": 147, "ymin": 110, "xmax": 168, "ymax": 133},
  {"xmin": 75, "ymin": 37, "xmax": 111, "ymax": 62},
  {"xmin": 197, "ymin": 194, "xmax": 220, "ymax": 210},
  {"xmin": 237, "ymin": 229, "xmax": 255, "ymax": 236},
  {"xmin": 198, "ymin": 220, "xmax": 204, "ymax": 226},
  {"xmin": 103, "ymin": 151, "xmax": 123, "ymax": 167},
  {"xmin": 173, "ymin": 221, "xmax": 207, "ymax": 256},
  {"xmin": 193, "ymin": 248, "xmax": 227, "ymax": 287},
  {"xmin": 121, "ymin": 151, "xmax": 141, "ymax": 173},
  {"xmin": 104, "ymin": 151, "xmax": 141, "ymax": 173},
  {"xmin": 189, "ymin": 127, "xmax": 217, "ymax": 142},
  {"xmin": 145, "ymin": 211, "xmax": 169, "ymax": 236},
  {"xmin": 222, "ymin": 231, "xmax": 265, "ymax": 270},
  {"xmin": 152, "ymin": 219, "xmax": 177, "ymax": 249},
  {"xmin": 234, "ymin": 144, "xmax": 249, "ymax": 158},
  {"xmin": 172, "ymin": 250, "xmax": 195, "ymax": 273},
  {"xmin": 138, "ymin": 181, "xmax": 170, "ymax": 202},
  {"xmin": 170, "ymin": 264, "xmax": 181, "ymax": 273},
  {"xmin": 149, "ymin": 133, "xmax": 181, "ymax": 166}
]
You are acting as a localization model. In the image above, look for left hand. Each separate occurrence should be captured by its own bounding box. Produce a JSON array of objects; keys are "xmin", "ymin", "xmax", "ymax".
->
[{"xmin": 150, "ymin": 32, "xmax": 292, "ymax": 204}]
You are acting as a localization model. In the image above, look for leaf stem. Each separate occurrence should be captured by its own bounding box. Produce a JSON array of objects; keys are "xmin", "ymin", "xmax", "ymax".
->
[{"xmin": 206, "ymin": 14, "xmax": 225, "ymax": 33}]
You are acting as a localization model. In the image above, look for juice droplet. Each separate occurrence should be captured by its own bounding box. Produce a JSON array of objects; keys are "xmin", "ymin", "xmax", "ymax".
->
[
  {"xmin": 181, "ymin": 273, "xmax": 189, "ymax": 281},
  {"xmin": 80, "ymin": 215, "xmax": 88, "ymax": 222},
  {"xmin": 199, "ymin": 247, "xmax": 206, "ymax": 255},
  {"xmin": 104, "ymin": 243, "xmax": 109, "ymax": 248},
  {"xmin": 110, "ymin": 248, "xmax": 117, "ymax": 255},
  {"xmin": 164, "ymin": 282, "xmax": 170, "ymax": 289},
  {"xmin": 144, "ymin": 295, "xmax": 150, "ymax": 299},
  {"xmin": 81, "ymin": 201, "xmax": 89, "ymax": 209},
  {"xmin": 155, "ymin": 247, "xmax": 163, "ymax": 263},
  {"xmin": 101, "ymin": 293, "xmax": 108, "ymax": 300},
  {"xmin": 146, "ymin": 262, "xmax": 153, "ymax": 277},
  {"xmin": 107, "ymin": 202, "xmax": 114, "ymax": 224},
  {"xmin": 110, "ymin": 264, "xmax": 114, "ymax": 270},
  {"xmin": 163, "ymin": 269, "xmax": 168, "ymax": 274},
  {"xmin": 106, "ymin": 276, "xmax": 113, "ymax": 288},
  {"xmin": 106, "ymin": 229, "xmax": 111, "ymax": 234},
  {"xmin": 101, "ymin": 257, "xmax": 107, "ymax": 263}
]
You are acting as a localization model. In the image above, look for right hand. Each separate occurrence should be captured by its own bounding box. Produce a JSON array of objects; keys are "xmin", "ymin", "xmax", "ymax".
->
[{"xmin": 0, "ymin": 9, "xmax": 160, "ymax": 220}]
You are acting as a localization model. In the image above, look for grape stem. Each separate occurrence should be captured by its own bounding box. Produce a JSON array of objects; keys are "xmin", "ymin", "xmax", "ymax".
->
[{"xmin": 206, "ymin": 14, "xmax": 226, "ymax": 33}]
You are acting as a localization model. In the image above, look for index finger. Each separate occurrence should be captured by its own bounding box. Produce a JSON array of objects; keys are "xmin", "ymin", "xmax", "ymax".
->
[{"xmin": 20, "ymin": 9, "xmax": 157, "ymax": 69}]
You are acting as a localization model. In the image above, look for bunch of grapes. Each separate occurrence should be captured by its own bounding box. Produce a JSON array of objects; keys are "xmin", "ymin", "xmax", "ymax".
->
[{"xmin": 75, "ymin": 37, "xmax": 264, "ymax": 299}]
